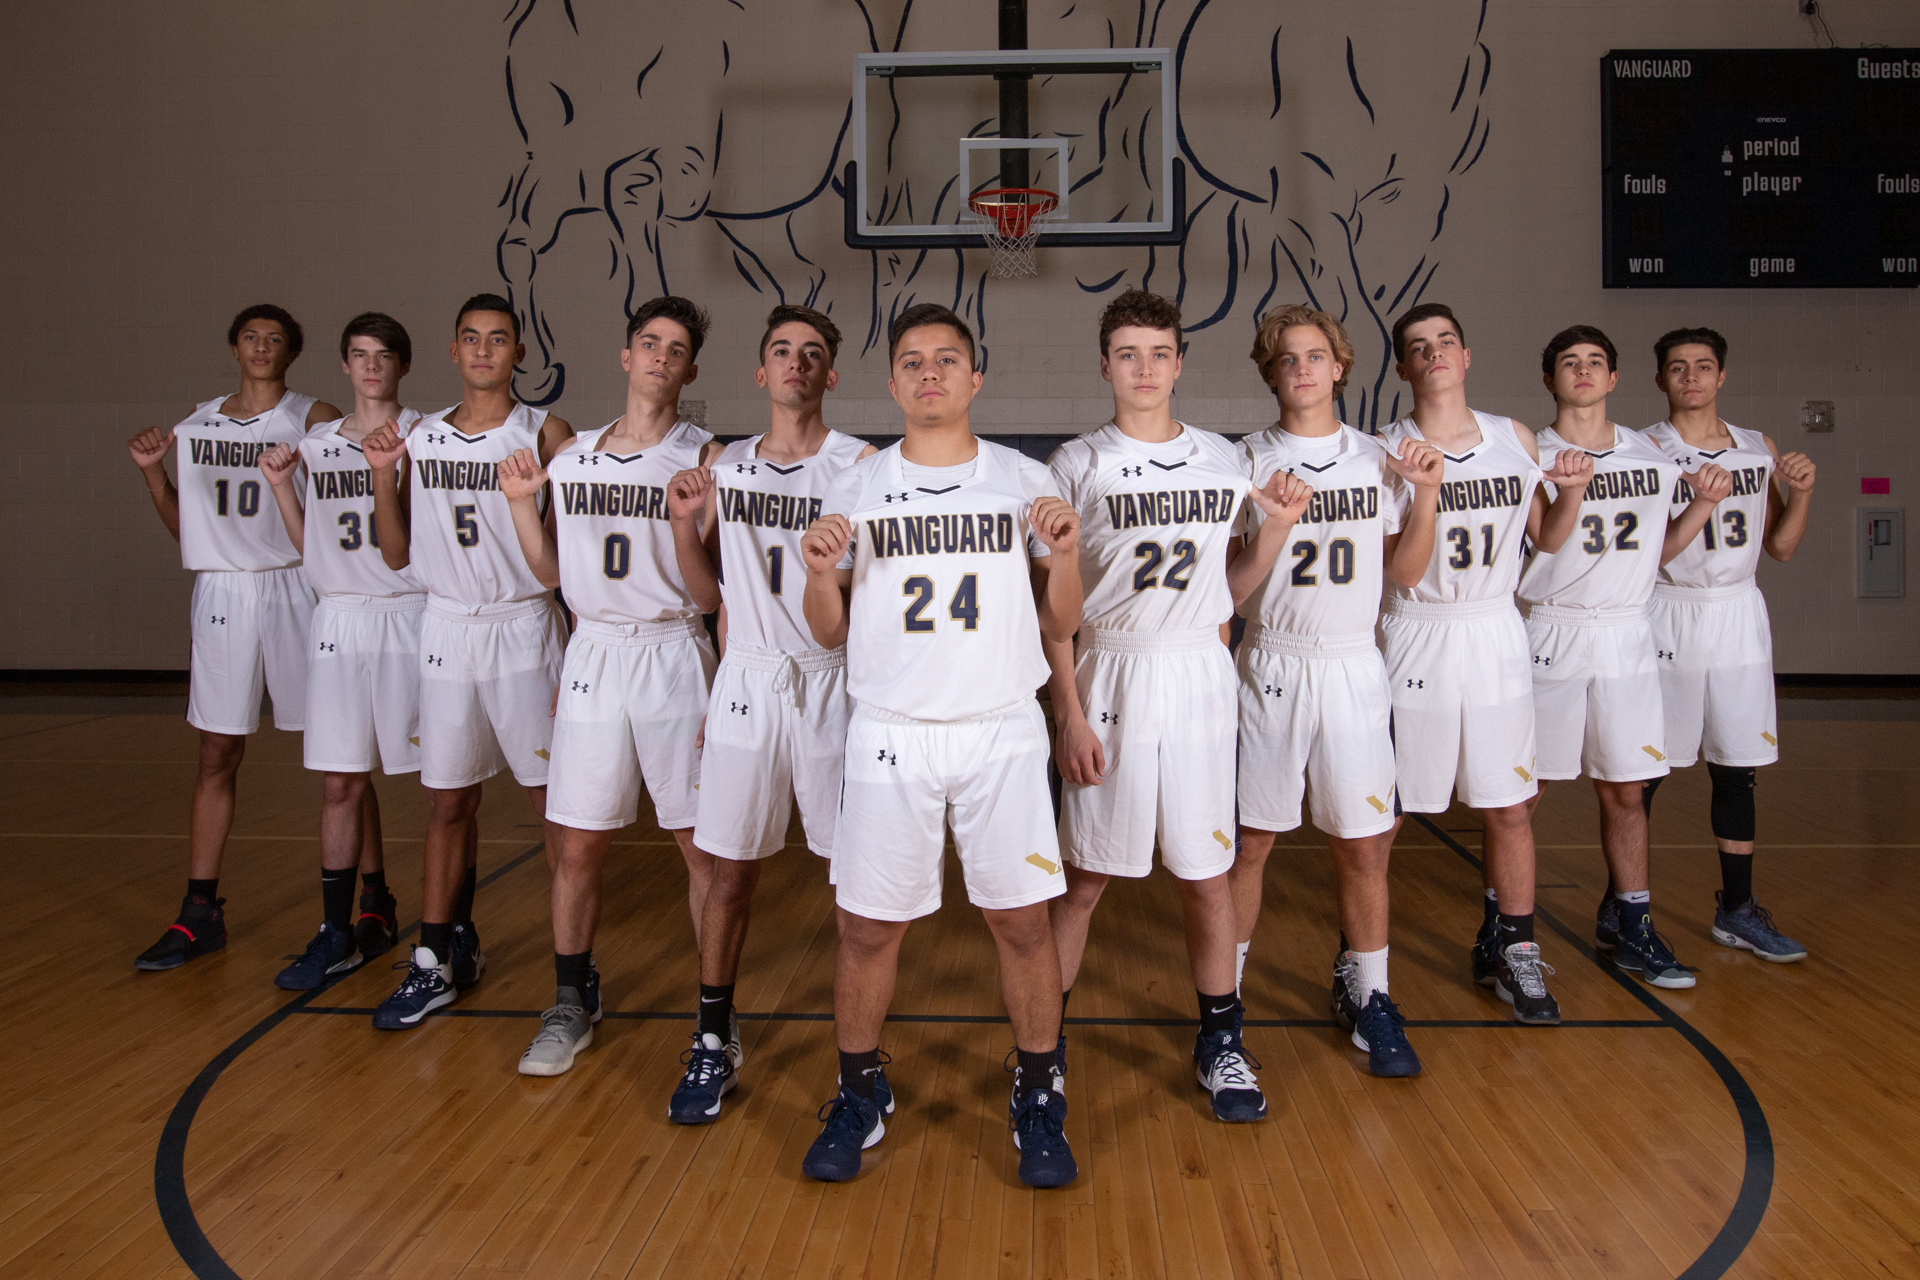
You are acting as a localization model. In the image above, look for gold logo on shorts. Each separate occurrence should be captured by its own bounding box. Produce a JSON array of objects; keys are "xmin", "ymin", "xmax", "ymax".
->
[
  {"xmin": 1513, "ymin": 765, "xmax": 1533, "ymax": 783},
  {"xmin": 1366, "ymin": 795, "xmax": 1387, "ymax": 814},
  {"xmin": 535, "ymin": 749, "xmax": 551, "ymax": 761},
  {"xmin": 1761, "ymin": 731, "xmax": 1777, "ymax": 746},
  {"xmin": 1026, "ymin": 852, "xmax": 1061, "ymax": 875},
  {"xmin": 1642, "ymin": 745, "xmax": 1666, "ymax": 761},
  {"xmin": 409, "ymin": 736, "xmax": 420, "ymax": 746},
  {"xmin": 1211, "ymin": 829, "xmax": 1232, "ymax": 851}
]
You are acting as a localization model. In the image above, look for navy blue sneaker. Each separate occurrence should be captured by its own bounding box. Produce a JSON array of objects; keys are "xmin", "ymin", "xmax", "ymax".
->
[
  {"xmin": 1009, "ymin": 1081, "xmax": 1078, "ymax": 1188},
  {"xmin": 668, "ymin": 1031, "xmax": 740, "ymax": 1123},
  {"xmin": 1471, "ymin": 920, "xmax": 1503, "ymax": 987},
  {"xmin": 274, "ymin": 922, "xmax": 362, "ymax": 990},
  {"xmin": 1351, "ymin": 991, "xmax": 1422, "ymax": 1078},
  {"xmin": 449, "ymin": 923, "xmax": 485, "ymax": 990},
  {"xmin": 1712, "ymin": 894, "xmax": 1807, "ymax": 963},
  {"xmin": 354, "ymin": 885, "xmax": 399, "ymax": 959},
  {"xmin": 801, "ymin": 1086, "xmax": 885, "ymax": 1182},
  {"xmin": 372, "ymin": 947, "xmax": 457, "ymax": 1029},
  {"xmin": 1613, "ymin": 926, "xmax": 1695, "ymax": 989},
  {"xmin": 1595, "ymin": 894, "xmax": 1622, "ymax": 951},
  {"xmin": 1193, "ymin": 1029, "xmax": 1269, "ymax": 1122},
  {"xmin": 135, "ymin": 895, "xmax": 227, "ymax": 971}
]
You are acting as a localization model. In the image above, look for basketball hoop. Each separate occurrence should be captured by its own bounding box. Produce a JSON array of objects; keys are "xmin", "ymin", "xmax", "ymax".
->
[{"xmin": 968, "ymin": 188, "xmax": 1059, "ymax": 278}]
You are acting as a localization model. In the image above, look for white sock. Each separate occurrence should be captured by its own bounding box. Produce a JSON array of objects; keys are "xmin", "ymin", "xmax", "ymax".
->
[
  {"xmin": 1235, "ymin": 940, "xmax": 1250, "ymax": 996},
  {"xmin": 1351, "ymin": 946, "xmax": 1390, "ymax": 1001},
  {"xmin": 1485, "ymin": 888, "xmax": 1499, "ymax": 902},
  {"xmin": 1616, "ymin": 890, "xmax": 1651, "ymax": 905}
]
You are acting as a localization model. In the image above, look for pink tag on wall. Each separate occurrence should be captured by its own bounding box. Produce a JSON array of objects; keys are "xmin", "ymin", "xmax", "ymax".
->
[{"xmin": 1862, "ymin": 478, "xmax": 1891, "ymax": 494}]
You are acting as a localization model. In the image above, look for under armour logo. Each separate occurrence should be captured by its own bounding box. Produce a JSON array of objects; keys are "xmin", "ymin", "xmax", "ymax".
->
[
  {"xmin": 1262, "ymin": 684, "xmax": 1284, "ymax": 697},
  {"xmin": 1120, "ymin": 465, "xmax": 1143, "ymax": 477},
  {"xmin": 877, "ymin": 749, "xmax": 897, "ymax": 765},
  {"xmin": 579, "ymin": 454, "xmax": 601, "ymax": 466},
  {"xmin": 571, "ymin": 681, "xmax": 589, "ymax": 693},
  {"xmin": 882, "ymin": 491, "xmax": 911, "ymax": 503},
  {"xmin": 1533, "ymin": 655, "xmax": 1552, "ymax": 666},
  {"xmin": 317, "ymin": 641, "xmax": 336, "ymax": 652},
  {"xmin": 1406, "ymin": 678, "xmax": 1424, "ymax": 689},
  {"xmin": 1099, "ymin": 711, "xmax": 1120, "ymax": 724},
  {"xmin": 729, "ymin": 701, "xmax": 749, "ymax": 715},
  {"xmin": 734, "ymin": 463, "xmax": 758, "ymax": 475},
  {"xmin": 426, "ymin": 432, "xmax": 448, "ymax": 444},
  {"xmin": 1657, "ymin": 649, "xmax": 1674, "ymax": 660},
  {"xmin": 208, "ymin": 615, "xmax": 226, "ymax": 625},
  {"xmin": 321, "ymin": 446, "xmax": 342, "ymax": 458},
  {"xmin": 426, "ymin": 654, "xmax": 444, "ymax": 666}
]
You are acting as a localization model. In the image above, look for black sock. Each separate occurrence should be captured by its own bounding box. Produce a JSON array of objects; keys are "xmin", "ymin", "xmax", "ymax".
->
[
  {"xmin": 1016, "ymin": 1048, "xmax": 1057, "ymax": 1098},
  {"xmin": 698, "ymin": 982, "xmax": 735, "ymax": 1039},
  {"xmin": 187, "ymin": 878, "xmax": 218, "ymax": 903},
  {"xmin": 1719, "ymin": 852, "xmax": 1753, "ymax": 908},
  {"xmin": 321, "ymin": 870, "xmax": 356, "ymax": 932},
  {"xmin": 839, "ymin": 1048, "xmax": 882, "ymax": 1099},
  {"xmin": 420, "ymin": 921, "xmax": 453, "ymax": 963},
  {"xmin": 361, "ymin": 869, "xmax": 387, "ymax": 896},
  {"xmin": 453, "ymin": 865, "xmax": 477, "ymax": 927},
  {"xmin": 1496, "ymin": 911, "xmax": 1535, "ymax": 947},
  {"xmin": 1198, "ymin": 990, "xmax": 1240, "ymax": 1038},
  {"xmin": 555, "ymin": 950, "xmax": 592, "ymax": 991}
]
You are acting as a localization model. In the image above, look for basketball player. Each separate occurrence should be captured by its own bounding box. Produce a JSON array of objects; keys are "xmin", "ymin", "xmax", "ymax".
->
[
  {"xmin": 1638, "ymin": 328, "xmax": 1816, "ymax": 962},
  {"xmin": 127, "ymin": 304, "xmax": 340, "ymax": 971},
  {"xmin": 1043, "ymin": 290, "xmax": 1268, "ymax": 1121},
  {"xmin": 1227, "ymin": 305, "xmax": 1446, "ymax": 1075},
  {"xmin": 1378, "ymin": 304, "xmax": 1593, "ymax": 1007},
  {"xmin": 500, "ymin": 296, "xmax": 722, "ymax": 1076},
  {"xmin": 659, "ymin": 304, "xmax": 875, "ymax": 1120},
  {"xmin": 360, "ymin": 294, "xmax": 574, "ymax": 1028},
  {"xmin": 796, "ymin": 304, "xmax": 1082, "ymax": 1188},
  {"xmin": 1515, "ymin": 326, "xmax": 1733, "ymax": 993},
  {"xmin": 256, "ymin": 313, "xmax": 424, "ymax": 988}
]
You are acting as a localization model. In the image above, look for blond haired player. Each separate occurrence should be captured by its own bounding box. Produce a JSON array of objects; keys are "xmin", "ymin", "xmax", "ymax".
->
[
  {"xmin": 128, "ymin": 304, "xmax": 340, "ymax": 972},
  {"xmin": 1044, "ymin": 289, "xmax": 1267, "ymax": 1121},
  {"xmin": 257, "ymin": 313, "xmax": 424, "ymax": 989},
  {"xmin": 662, "ymin": 304, "xmax": 875, "ymax": 1122},
  {"xmin": 1227, "ymin": 305, "xmax": 1444, "ymax": 1077},
  {"xmin": 796, "ymin": 304, "xmax": 1083, "ymax": 1189}
]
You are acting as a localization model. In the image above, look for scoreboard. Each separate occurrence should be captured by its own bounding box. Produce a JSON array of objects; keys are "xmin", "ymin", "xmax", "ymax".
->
[{"xmin": 1601, "ymin": 49, "xmax": 1920, "ymax": 288}]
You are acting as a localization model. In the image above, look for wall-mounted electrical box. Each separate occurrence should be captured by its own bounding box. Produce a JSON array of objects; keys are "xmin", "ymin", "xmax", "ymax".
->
[{"xmin": 1858, "ymin": 507, "xmax": 1905, "ymax": 598}]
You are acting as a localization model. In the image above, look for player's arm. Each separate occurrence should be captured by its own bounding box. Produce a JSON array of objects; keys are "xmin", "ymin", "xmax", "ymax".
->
[
  {"xmin": 305, "ymin": 401, "xmax": 344, "ymax": 430},
  {"xmin": 499, "ymin": 448, "xmax": 561, "ymax": 589},
  {"xmin": 1528, "ymin": 449, "xmax": 1595, "ymax": 554},
  {"xmin": 1029, "ymin": 497, "xmax": 1083, "ymax": 643},
  {"xmin": 127, "ymin": 425, "xmax": 181, "ymax": 541},
  {"xmin": 1226, "ymin": 472, "xmax": 1313, "ymax": 606},
  {"xmin": 1762, "ymin": 437, "xmax": 1816, "ymax": 562},
  {"xmin": 1042, "ymin": 631, "xmax": 1104, "ymax": 785},
  {"xmin": 666, "ymin": 462, "xmax": 722, "ymax": 613},
  {"xmin": 537, "ymin": 413, "xmax": 576, "ymax": 466},
  {"xmin": 259, "ymin": 443, "xmax": 306, "ymax": 554},
  {"xmin": 800, "ymin": 514, "xmax": 854, "ymax": 649},
  {"xmin": 1663, "ymin": 463, "xmax": 1733, "ymax": 565},
  {"xmin": 364, "ymin": 419, "xmax": 412, "ymax": 570},
  {"xmin": 1385, "ymin": 438, "xmax": 1445, "ymax": 587}
]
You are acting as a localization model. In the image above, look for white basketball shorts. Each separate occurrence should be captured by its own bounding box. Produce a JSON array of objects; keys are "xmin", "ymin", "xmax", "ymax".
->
[
  {"xmin": 1236, "ymin": 628, "xmax": 1398, "ymax": 839},
  {"xmin": 417, "ymin": 596, "xmax": 567, "ymax": 791},
  {"xmin": 1380, "ymin": 597, "xmax": 1538, "ymax": 812},
  {"xmin": 187, "ymin": 567, "xmax": 316, "ymax": 735},
  {"xmin": 1525, "ymin": 604, "xmax": 1670, "ymax": 783},
  {"xmin": 546, "ymin": 618, "xmax": 716, "ymax": 831},
  {"xmin": 694, "ymin": 642, "xmax": 849, "ymax": 861},
  {"xmin": 835, "ymin": 698, "xmax": 1064, "ymax": 922},
  {"xmin": 1058, "ymin": 628, "xmax": 1237, "ymax": 879},
  {"xmin": 303, "ymin": 594, "xmax": 426, "ymax": 774},
  {"xmin": 1648, "ymin": 582, "xmax": 1778, "ymax": 768}
]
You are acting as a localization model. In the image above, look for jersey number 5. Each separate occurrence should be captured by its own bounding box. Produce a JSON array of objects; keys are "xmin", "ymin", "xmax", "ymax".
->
[{"xmin": 903, "ymin": 574, "xmax": 980, "ymax": 633}]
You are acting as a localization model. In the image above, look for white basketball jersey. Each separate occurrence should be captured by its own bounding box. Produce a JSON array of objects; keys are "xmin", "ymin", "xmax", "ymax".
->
[
  {"xmin": 1644, "ymin": 421, "xmax": 1774, "ymax": 589},
  {"xmin": 1237, "ymin": 424, "xmax": 1408, "ymax": 638},
  {"xmin": 174, "ymin": 391, "xmax": 316, "ymax": 572},
  {"xmin": 297, "ymin": 412, "xmax": 425, "ymax": 598},
  {"xmin": 828, "ymin": 440, "xmax": 1054, "ymax": 721},
  {"xmin": 1520, "ymin": 425, "xmax": 1682, "ymax": 611},
  {"xmin": 714, "ymin": 430, "xmax": 869, "ymax": 651},
  {"xmin": 1047, "ymin": 423, "xmax": 1248, "ymax": 632},
  {"xmin": 1381, "ymin": 411, "xmax": 1542, "ymax": 605},
  {"xmin": 406, "ymin": 403, "xmax": 551, "ymax": 606},
  {"xmin": 551, "ymin": 420, "xmax": 711, "ymax": 625}
]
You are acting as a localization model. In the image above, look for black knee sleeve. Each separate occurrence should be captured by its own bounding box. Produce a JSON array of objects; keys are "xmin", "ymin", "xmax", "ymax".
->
[
  {"xmin": 1706, "ymin": 764, "xmax": 1757, "ymax": 842},
  {"xmin": 1640, "ymin": 775, "xmax": 1664, "ymax": 818}
]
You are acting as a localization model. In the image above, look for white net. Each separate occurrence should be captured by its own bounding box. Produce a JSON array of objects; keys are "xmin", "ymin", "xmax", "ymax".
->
[{"xmin": 970, "ymin": 190, "xmax": 1057, "ymax": 279}]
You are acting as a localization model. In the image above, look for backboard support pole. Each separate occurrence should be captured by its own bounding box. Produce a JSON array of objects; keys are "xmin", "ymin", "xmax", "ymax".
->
[{"xmin": 997, "ymin": 0, "xmax": 1030, "ymax": 190}]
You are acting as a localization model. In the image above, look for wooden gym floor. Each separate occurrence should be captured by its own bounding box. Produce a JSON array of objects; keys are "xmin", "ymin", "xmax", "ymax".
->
[{"xmin": 2, "ymin": 705, "xmax": 1916, "ymax": 1280}]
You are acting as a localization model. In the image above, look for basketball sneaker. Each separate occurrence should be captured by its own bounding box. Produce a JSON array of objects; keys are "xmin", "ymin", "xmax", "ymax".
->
[
  {"xmin": 354, "ymin": 885, "xmax": 399, "ymax": 959},
  {"xmin": 134, "ymin": 894, "xmax": 227, "ymax": 971},
  {"xmin": 1711, "ymin": 893, "xmax": 1807, "ymax": 962},
  {"xmin": 274, "ymin": 922, "xmax": 363, "ymax": 990},
  {"xmin": 372, "ymin": 946, "xmax": 457, "ymax": 1029},
  {"xmin": 1351, "ymin": 991, "xmax": 1422, "ymax": 1078},
  {"xmin": 1331, "ymin": 951, "xmax": 1363, "ymax": 1032},
  {"xmin": 1193, "ymin": 1029, "xmax": 1269, "ymax": 1122},
  {"xmin": 1470, "ymin": 921, "xmax": 1503, "ymax": 988},
  {"xmin": 519, "ymin": 979, "xmax": 603, "ymax": 1077},
  {"xmin": 1595, "ymin": 893, "xmax": 1622, "ymax": 951},
  {"xmin": 1008, "ymin": 1075, "xmax": 1078, "ymax": 1188},
  {"xmin": 449, "ymin": 922, "xmax": 485, "ymax": 990},
  {"xmin": 1493, "ymin": 942, "xmax": 1562, "ymax": 1025},
  {"xmin": 668, "ymin": 1026, "xmax": 742, "ymax": 1123},
  {"xmin": 801, "ymin": 1084, "xmax": 887, "ymax": 1182},
  {"xmin": 1612, "ymin": 922, "xmax": 1695, "ymax": 989}
]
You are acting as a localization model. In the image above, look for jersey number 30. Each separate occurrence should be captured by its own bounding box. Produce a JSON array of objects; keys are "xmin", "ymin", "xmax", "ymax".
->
[{"xmin": 903, "ymin": 574, "xmax": 979, "ymax": 633}]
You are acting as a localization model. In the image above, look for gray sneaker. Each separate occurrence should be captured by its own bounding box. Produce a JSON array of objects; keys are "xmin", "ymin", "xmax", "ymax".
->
[
  {"xmin": 518, "ymin": 986, "xmax": 597, "ymax": 1076},
  {"xmin": 1712, "ymin": 894, "xmax": 1808, "ymax": 963}
]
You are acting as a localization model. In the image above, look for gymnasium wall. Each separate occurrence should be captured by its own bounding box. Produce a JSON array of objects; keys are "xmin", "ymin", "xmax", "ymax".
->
[{"xmin": 3, "ymin": 0, "xmax": 1916, "ymax": 673}]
